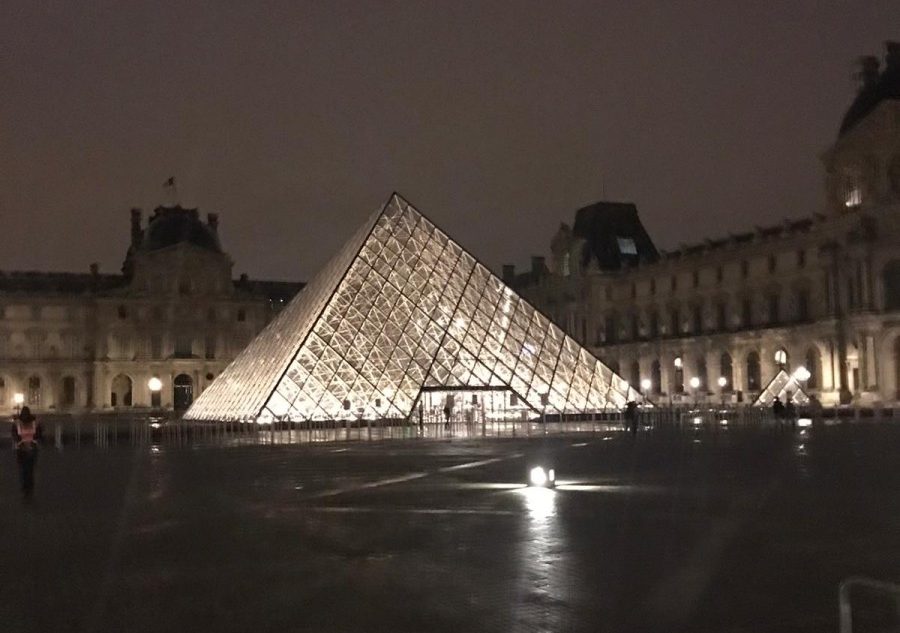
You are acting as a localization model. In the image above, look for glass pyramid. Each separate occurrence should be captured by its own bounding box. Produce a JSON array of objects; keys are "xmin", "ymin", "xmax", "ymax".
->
[
  {"xmin": 186, "ymin": 193, "xmax": 638, "ymax": 422},
  {"xmin": 753, "ymin": 369, "xmax": 810, "ymax": 407}
]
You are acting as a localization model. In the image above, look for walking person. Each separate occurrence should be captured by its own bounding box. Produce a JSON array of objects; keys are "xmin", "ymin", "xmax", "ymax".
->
[
  {"xmin": 625, "ymin": 401, "xmax": 639, "ymax": 436},
  {"xmin": 11, "ymin": 406, "xmax": 43, "ymax": 500}
]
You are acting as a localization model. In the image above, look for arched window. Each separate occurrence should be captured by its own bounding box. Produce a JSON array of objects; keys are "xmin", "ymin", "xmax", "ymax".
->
[
  {"xmin": 111, "ymin": 374, "xmax": 133, "ymax": 407},
  {"xmin": 883, "ymin": 261, "xmax": 900, "ymax": 311},
  {"xmin": 629, "ymin": 361, "xmax": 640, "ymax": 392},
  {"xmin": 62, "ymin": 376, "xmax": 76, "ymax": 407},
  {"xmin": 651, "ymin": 360, "xmax": 661, "ymax": 394},
  {"xmin": 746, "ymin": 352, "xmax": 761, "ymax": 392},
  {"xmin": 775, "ymin": 348, "xmax": 788, "ymax": 368},
  {"xmin": 27, "ymin": 375, "xmax": 41, "ymax": 406},
  {"xmin": 720, "ymin": 353, "xmax": 733, "ymax": 392},
  {"xmin": 673, "ymin": 357, "xmax": 684, "ymax": 394},
  {"xmin": 695, "ymin": 357, "xmax": 708, "ymax": 391},
  {"xmin": 805, "ymin": 347, "xmax": 821, "ymax": 390},
  {"xmin": 174, "ymin": 374, "xmax": 194, "ymax": 411}
]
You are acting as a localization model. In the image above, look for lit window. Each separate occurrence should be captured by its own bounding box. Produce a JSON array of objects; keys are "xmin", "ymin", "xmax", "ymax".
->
[
  {"xmin": 617, "ymin": 238, "xmax": 637, "ymax": 255},
  {"xmin": 844, "ymin": 174, "xmax": 862, "ymax": 208},
  {"xmin": 774, "ymin": 349, "xmax": 787, "ymax": 366}
]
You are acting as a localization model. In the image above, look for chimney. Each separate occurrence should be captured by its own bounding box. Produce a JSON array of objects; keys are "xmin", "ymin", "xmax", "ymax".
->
[
  {"xmin": 130, "ymin": 208, "xmax": 142, "ymax": 247},
  {"xmin": 887, "ymin": 41, "xmax": 900, "ymax": 70},
  {"xmin": 531, "ymin": 256, "xmax": 546, "ymax": 278},
  {"xmin": 502, "ymin": 264, "xmax": 516, "ymax": 285},
  {"xmin": 855, "ymin": 55, "xmax": 880, "ymax": 90},
  {"xmin": 207, "ymin": 212, "xmax": 219, "ymax": 234}
]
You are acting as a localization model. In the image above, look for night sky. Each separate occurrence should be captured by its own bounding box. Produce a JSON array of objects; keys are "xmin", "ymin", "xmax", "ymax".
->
[{"xmin": 2, "ymin": 2, "xmax": 898, "ymax": 282}]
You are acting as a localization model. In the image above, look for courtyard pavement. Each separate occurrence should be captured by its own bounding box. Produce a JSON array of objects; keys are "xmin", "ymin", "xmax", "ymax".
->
[{"xmin": 1, "ymin": 422, "xmax": 899, "ymax": 632}]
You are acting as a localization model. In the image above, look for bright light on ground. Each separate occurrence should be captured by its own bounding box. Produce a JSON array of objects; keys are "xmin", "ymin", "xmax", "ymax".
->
[
  {"xmin": 798, "ymin": 418, "xmax": 812, "ymax": 427},
  {"xmin": 529, "ymin": 466, "xmax": 555, "ymax": 487}
]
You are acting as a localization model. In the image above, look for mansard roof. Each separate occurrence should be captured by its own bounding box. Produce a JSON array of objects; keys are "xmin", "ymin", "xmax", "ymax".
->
[
  {"xmin": 572, "ymin": 201, "xmax": 659, "ymax": 270},
  {"xmin": 839, "ymin": 42, "xmax": 900, "ymax": 137},
  {"xmin": 140, "ymin": 206, "xmax": 222, "ymax": 254}
]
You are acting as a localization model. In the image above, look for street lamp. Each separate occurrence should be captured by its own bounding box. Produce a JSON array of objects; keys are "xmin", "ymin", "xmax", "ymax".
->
[
  {"xmin": 717, "ymin": 376, "xmax": 728, "ymax": 405},
  {"xmin": 640, "ymin": 378, "xmax": 652, "ymax": 393},
  {"xmin": 689, "ymin": 376, "xmax": 701, "ymax": 406},
  {"xmin": 793, "ymin": 366, "xmax": 811, "ymax": 382},
  {"xmin": 13, "ymin": 392, "xmax": 24, "ymax": 415},
  {"xmin": 148, "ymin": 376, "xmax": 162, "ymax": 408}
]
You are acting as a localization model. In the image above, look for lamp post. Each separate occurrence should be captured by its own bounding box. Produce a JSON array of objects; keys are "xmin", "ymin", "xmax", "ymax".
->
[
  {"xmin": 717, "ymin": 376, "xmax": 728, "ymax": 406},
  {"xmin": 640, "ymin": 378, "xmax": 652, "ymax": 394},
  {"xmin": 689, "ymin": 376, "xmax": 701, "ymax": 406},
  {"xmin": 13, "ymin": 392, "xmax": 24, "ymax": 416},
  {"xmin": 148, "ymin": 377, "xmax": 162, "ymax": 409}
]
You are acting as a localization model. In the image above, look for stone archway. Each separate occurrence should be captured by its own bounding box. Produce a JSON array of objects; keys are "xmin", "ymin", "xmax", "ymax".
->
[
  {"xmin": 174, "ymin": 374, "xmax": 194, "ymax": 411},
  {"xmin": 111, "ymin": 374, "xmax": 133, "ymax": 407}
]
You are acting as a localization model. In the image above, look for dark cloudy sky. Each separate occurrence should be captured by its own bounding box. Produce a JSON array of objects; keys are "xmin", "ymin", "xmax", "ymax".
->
[{"xmin": 2, "ymin": 2, "xmax": 898, "ymax": 281}]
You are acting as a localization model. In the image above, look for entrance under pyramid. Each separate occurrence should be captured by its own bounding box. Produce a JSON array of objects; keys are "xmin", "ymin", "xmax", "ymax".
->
[{"xmin": 186, "ymin": 193, "xmax": 638, "ymax": 423}]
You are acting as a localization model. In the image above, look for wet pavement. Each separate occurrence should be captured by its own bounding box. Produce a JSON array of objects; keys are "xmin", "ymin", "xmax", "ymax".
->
[{"xmin": 1, "ymin": 421, "xmax": 899, "ymax": 632}]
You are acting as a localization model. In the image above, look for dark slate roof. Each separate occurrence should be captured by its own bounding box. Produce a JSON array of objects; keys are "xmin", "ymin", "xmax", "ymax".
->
[
  {"xmin": 233, "ymin": 278, "xmax": 306, "ymax": 303},
  {"xmin": 0, "ymin": 271, "xmax": 126, "ymax": 294},
  {"xmin": 839, "ymin": 43, "xmax": 900, "ymax": 136},
  {"xmin": 141, "ymin": 206, "xmax": 222, "ymax": 253},
  {"xmin": 572, "ymin": 202, "xmax": 659, "ymax": 270}
]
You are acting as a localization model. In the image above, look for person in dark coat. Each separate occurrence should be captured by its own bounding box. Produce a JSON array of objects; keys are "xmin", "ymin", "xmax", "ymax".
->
[
  {"xmin": 624, "ymin": 401, "xmax": 639, "ymax": 435},
  {"xmin": 11, "ymin": 406, "xmax": 43, "ymax": 499},
  {"xmin": 772, "ymin": 396, "xmax": 785, "ymax": 420}
]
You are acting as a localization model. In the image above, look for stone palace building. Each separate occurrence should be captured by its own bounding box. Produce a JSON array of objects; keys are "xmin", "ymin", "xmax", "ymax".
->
[
  {"xmin": 0, "ymin": 206, "xmax": 304, "ymax": 415},
  {"xmin": 509, "ymin": 43, "xmax": 900, "ymax": 406}
]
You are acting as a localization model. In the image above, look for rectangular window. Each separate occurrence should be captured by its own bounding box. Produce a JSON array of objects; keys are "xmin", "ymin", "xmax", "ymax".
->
[
  {"xmin": 716, "ymin": 266, "xmax": 724, "ymax": 284},
  {"xmin": 205, "ymin": 334, "xmax": 216, "ymax": 360},
  {"xmin": 174, "ymin": 334, "xmax": 192, "ymax": 358},
  {"xmin": 605, "ymin": 315, "xmax": 618, "ymax": 343},
  {"xmin": 649, "ymin": 312, "xmax": 658, "ymax": 338},
  {"xmin": 768, "ymin": 294, "xmax": 780, "ymax": 324},
  {"xmin": 797, "ymin": 249, "xmax": 806, "ymax": 268},
  {"xmin": 692, "ymin": 305, "xmax": 703, "ymax": 333},
  {"xmin": 630, "ymin": 313, "xmax": 639, "ymax": 340},
  {"xmin": 150, "ymin": 334, "xmax": 163, "ymax": 360},
  {"xmin": 742, "ymin": 298, "xmax": 753, "ymax": 327},
  {"xmin": 671, "ymin": 275, "xmax": 677, "ymax": 292},
  {"xmin": 716, "ymin": 303, "xmax": 727, "ymax": 331},
  {"xmin": 768, "ymin": 255, "xmax": 777, "ymax": 274},
  {"xmin": 670, "ymin": 309, "xmax": 680, "ymax": 335},
  {"xmin": 797, "ymin": 289, "xmax": 810, "ymax": 321},
  {"xmin": 616, "ymin": 237, "xmax": 637, "ymax": 255},
  {"xmin": 650, "ymin": 279, "xmax": 656, "ymax": 295},
  {"xmin": 741, "ymin": 261, "xmax": 749, "ymax": 278},
  {"xmin": 62, "ymin": 376, "xmax": 76, "ymax": 406},
  {"xmin": 692, "ymin": 271, "xmax": 699, "ymax": 288}
]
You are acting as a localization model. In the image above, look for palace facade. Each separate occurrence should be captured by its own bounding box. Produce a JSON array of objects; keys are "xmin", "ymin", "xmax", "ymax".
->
[
  {"xmin": 510, "ymin": 43, "xmax": 900, "ymax": 406},
  {"xmin": 0, "ymin": 206, "xmax": 304, "ymax": 415}
]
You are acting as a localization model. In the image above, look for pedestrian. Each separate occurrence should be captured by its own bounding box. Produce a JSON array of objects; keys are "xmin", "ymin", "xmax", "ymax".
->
[
  {"xmin": 443, "ymin": 394, "xmax": 454, "ymax": 429},
  {"xmin": 11, "ymin": 406, "xmax": 43, "ymax": 500},
  {"xmin": 772, "ymin": 396, "xmax": 785, "ymax": 420},
  {"xmin": 625, "ymin": 401, "xmax": 638, "ymax": 435},
  {"xmin": 784, "ymin": 397, "xmax": 797, "ymax": 428}
]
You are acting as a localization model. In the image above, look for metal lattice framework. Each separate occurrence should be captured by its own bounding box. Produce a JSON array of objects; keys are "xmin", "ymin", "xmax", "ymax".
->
[
  {"xmin": 753, "ymin": 369, "xmax": 810, "ymax": 407},
  {"xmin": 186, "ymin": 193, "xmax": 637, "ymax": 422}
]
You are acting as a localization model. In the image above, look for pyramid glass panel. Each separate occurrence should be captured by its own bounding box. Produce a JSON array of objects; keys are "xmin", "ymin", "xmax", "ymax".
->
[{"xmin": 186, "ymin": 193, "xmax": 636, "ymax": 422}]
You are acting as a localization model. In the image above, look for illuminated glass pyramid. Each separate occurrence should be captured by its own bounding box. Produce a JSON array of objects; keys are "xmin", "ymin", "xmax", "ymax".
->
[{"xmin": 186, "ymin": 193, "xmax": 636, "ymax": 422}]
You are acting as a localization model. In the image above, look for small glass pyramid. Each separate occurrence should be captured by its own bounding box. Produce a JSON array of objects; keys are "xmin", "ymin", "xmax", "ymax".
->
[
  {"xmin": 753, "ymin": 369, "xmax": 811, "ymax": 406},
  {"xmin": 186, "ymin": 193, "xmax": 637, "ymax": 422}
]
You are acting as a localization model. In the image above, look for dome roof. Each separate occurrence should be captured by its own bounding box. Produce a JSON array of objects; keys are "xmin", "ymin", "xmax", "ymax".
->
[
  {"xmin": 141, "ymin": 206, "xmax": 222, "ymax": 253},
  {"xmin": 839, "ymin": 43, "xmax": 900, "ymax": 137}
]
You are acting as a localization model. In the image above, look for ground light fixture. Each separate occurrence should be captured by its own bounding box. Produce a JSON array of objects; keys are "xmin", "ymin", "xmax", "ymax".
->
[{"xmin": 529, "ymin": 466, "xmax": 556, "ymax": 488}]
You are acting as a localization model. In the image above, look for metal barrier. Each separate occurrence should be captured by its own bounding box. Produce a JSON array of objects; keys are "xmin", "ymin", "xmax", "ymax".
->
[{"xmin": 839, "ymin": 576, "xmax": 900, "ymax": 633}]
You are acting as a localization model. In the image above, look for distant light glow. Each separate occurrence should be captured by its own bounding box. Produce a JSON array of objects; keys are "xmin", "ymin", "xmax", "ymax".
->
[
  {"xmin": 150, "ymin": 422, "xmax": 161, "ymax": 429},
  {"xmin": 13, "ymin": 392, "xmax": 24, "ymax": 405},
  {"xmin": 717, "ymin": 376, "xmax": 728, "ymax": 388},
  {"xmin": 689, "ymin": 376, "xmax": 701, "ymax": 389},
  {"xmin": 529, "ymin": 466, "xmax": 555, "ymax": 488},
  {"xmin": 720, "ymin": 419, "xmax": 728, "ymax": 426},
  {"xmin": 692, "ymin": 416, "xmax": 703, "ymax": 425},
  {"xmin": 148, "ymin": 377, "xmax": 163, "ymax": 392},
  {"xmin": 640, "ymin": 378, "xmax": 652, "ymax": 391},
  {"xmin": 793, "ymin": 366, "xmax": 811, "ymax": 382},
  {"xmin": 797, "ymin": 418, "xmax": 812, "ymax": 428},
  {"xmin": 674, "ymin": 357, "xmax": 683, "ymax": 369}
]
